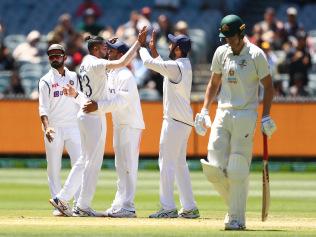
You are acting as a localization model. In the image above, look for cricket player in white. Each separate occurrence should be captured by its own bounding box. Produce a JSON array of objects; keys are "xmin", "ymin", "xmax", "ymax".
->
[
  {"xmin": 195, "ymin": 15, "xmax": 277, "ymax": 230},
  {"xmin": 49, "ymin": 28, "xmax": 147, "ymax": 217},
  {"xmin": 83, "ymin": 40, "xmax": 145, "ymax": 218},
  {"xmin": 39, "ymin": 44, "xmax": 81, "ymax": 216},
  {"xmin": 139, "ymin": 31, "xmax": 199, "ymax": 218}
]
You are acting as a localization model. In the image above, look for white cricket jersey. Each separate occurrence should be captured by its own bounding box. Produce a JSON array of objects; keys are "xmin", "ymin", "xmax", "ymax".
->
[
  {"xmin": 78, "ymin": 54, "xmax": 109, "ymax": 115},
  {"xmin": 211, "ymin": 41, "xmax": 270, "ymax": 110},
  {"xmin": 38, "ymin": 67, "xmax": 80, "ymax": 127},
  {"xmin": 107, "ymin": 67, "xmax": 145, "ymax": 129},
  {"xmin": 139, "ymin": 48, "xmax": 193, "ymax": 126}
]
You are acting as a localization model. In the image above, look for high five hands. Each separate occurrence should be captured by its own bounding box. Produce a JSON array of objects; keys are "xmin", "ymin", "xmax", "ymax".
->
[
  {"xmin": 138, "ymin": 26, "xmax": 148, "ymax": 47},
  {"xmin": 149, "ymin": 30, "xmax": 159, "ymax": 58}
]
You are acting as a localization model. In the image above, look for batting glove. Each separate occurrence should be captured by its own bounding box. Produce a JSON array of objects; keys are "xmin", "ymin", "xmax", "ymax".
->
[
  {"xmin": 261, "ymin": 115, "xmax": 277, "ymax": 139},
  {"xmin": 194, "ymin": 108, "xmax": 212, "ymax": 136}
]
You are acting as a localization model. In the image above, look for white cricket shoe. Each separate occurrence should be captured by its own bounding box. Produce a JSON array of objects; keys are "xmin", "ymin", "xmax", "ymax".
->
[
  {"xmin": 149, "ymin": 208, "xmax": 178, "ymax": 218},
  {"xmin": 108, "ymin": 208, "xmax": 136, "ymax": 218},
  {"xmin": 178, "ymin": 208, "xmax": 200, "ymax": 219},
  {"xmin": 73, "ymin": 206, "xmax": 106, "ymax": 217},
  {"xmin": 225, "ymin": 220, "xmax": 246, "ymax": 230},
  {"xmin": 49, "ymin": 197, "xmax": 72, "ymax": 217},
  {"xmin": 52, "ymin": 208, "xmax": 64, "ymax": 217}
]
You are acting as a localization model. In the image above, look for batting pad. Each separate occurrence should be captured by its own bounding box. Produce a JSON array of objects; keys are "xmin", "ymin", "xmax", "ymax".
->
[
  {"xmin": 226, "ymin": 154, "xmax": 250, "ymax": 225},
  {"xmin": 200, "ymin": 159, "xmax": 229, "ymax": 205}
]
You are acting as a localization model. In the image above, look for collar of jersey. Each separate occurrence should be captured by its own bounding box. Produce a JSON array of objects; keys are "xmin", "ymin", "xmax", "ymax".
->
[
  {"xmin": 227, "ymin": 41, "xmax": 250, "ymax": 56},
  {"xmin": 51, "ymin": 67, "xmax": 68, "ymax": 78}
]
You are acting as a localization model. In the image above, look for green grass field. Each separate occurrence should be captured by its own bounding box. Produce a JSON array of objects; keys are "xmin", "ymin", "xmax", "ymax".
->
[{"xmin": 0, "ymin": 168, "xmax": 315, "ymax": 236}]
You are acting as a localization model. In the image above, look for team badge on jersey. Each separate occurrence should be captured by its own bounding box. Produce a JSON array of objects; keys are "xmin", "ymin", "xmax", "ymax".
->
[
  {"xmin": 69, "ymin": 80, "xmax": 74, "ymax": 85},
  {"xmin": 53, "ymin": 90, "xmax": 64, "ymax": 97},
  {"xmin": 238, "ymin": 59, "xmax": 247, "ymax": 69}
]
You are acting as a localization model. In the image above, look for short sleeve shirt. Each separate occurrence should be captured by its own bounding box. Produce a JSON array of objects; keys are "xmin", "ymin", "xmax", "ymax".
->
[{"xmin": 210, "ymin": 41, "xmax": 270, "ymax": 110}]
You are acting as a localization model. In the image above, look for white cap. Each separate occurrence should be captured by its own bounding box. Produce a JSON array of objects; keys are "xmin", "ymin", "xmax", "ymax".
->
[
  {"xmin": 26, "ymin": 30, "xmax": 40, "ymax": 43},
  {"xmin": 287, "ymin": 7, "xmax": 297, "ymax": 15}
]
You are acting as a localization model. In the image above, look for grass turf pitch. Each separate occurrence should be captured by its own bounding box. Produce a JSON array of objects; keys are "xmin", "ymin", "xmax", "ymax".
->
[{"xmin": 0, "ymin": 168, "xmax": 315, "ymax": 236}]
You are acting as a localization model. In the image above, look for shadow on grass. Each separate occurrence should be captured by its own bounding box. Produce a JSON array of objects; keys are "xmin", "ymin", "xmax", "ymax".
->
[{"xmin": 221, "ymin": 229, "xmax": 286, "ymax": 232}]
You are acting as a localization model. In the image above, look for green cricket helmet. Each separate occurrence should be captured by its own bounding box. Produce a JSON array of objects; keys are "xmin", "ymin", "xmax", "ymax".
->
[{"xmin": 219, "ymin": 14, "xmax": 246, "ymax": 38}]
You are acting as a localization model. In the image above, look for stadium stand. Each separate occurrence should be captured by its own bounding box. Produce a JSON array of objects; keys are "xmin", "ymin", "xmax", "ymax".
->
[{"xmin": 0, "ymin": 0, "xmax": 315, "ymax": 100}]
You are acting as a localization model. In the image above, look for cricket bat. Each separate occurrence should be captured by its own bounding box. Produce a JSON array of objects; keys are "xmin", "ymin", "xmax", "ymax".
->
[{"xmin": 262, "ymin": 134, "xmax": 270, "ymax": 222}]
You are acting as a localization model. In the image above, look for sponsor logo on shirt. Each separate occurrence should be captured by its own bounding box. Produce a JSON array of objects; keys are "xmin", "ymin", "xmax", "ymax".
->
[
  {"xmin": 69, "ymin": 80, "xmax": 74, "ymax": 85},
  {"xmin": 227, "ymin": 69, "xmax": 237, "ymax": 84},
  {"xmin": 52, "ymin": 83, "xmax": 59, "ymax": 88},
  {"xmin": 53, "ymin": 91, "xmax": 64, "ymax": 97}
]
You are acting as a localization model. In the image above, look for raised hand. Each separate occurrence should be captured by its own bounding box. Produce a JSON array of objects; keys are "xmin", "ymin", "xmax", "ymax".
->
[
  {"xmin": 149, "ymin": 30, "xmax": 156, "ymax": 50},
  {"xmin": 138, "ymin": 26, "xmax": 148, "ymax": 47},
  {"xmin": 149, "ymin": 30, "xmax": 159, "ymax": 58}
]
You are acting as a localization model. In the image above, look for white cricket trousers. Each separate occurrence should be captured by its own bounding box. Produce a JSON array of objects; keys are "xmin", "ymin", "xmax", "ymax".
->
[
  {"xmin": 207, "ymin": 109, "xmax": 257, "ymax": 225},
  {"xmin": 111, "ymin": 126, "xmax": 142, "ymax": 212},
  {"xmin": 44, "ymin": 126, "xmax": 81, "ymax": 201},
  {"xmin": 74, "ymin": 114, "xmax": 106, "ymax": 209},
  {"xmin": 159, "ymin": 119, "xmax": 197, "ymax": 211}
]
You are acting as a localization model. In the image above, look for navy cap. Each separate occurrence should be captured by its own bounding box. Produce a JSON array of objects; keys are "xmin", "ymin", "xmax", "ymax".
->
[
  {"xmin": 168, "ymin": 34, "xmax": 191, "ymax": 53},
  {"xmin": 106, "ymin": 40, "xmax": 129, "ymax": 54}
]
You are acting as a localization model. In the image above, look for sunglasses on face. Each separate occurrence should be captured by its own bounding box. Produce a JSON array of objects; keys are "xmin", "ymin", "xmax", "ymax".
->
[{"xmin": 48, "ymin": 54, "xmax": 64, "ymax": 60}]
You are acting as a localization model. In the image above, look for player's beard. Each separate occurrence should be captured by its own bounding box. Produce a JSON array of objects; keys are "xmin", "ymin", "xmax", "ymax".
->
[{"xmin": 50, "ymin": 60, "xmax": 64, "ymax": 69}]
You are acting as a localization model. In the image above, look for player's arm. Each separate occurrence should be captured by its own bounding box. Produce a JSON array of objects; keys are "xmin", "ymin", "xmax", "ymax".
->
[
  {"xmin": 260, "ymin": 74, "xmax": 276, "ymax": 138},
  {"xmin": 194, "ymin": 49, "xmax": 222, "ymax": 136},
  {"xmin": 38, "ymin": 81, "xmax": 55, "ymax": 142},
  {"xmin": 63, "ymin": 83, "xmax": 86, "ymax": 106},
  {"xmin": 106, "ymin": 26, "xmax": 147, "ymax": 70},
  {"xmin": 83, "ymin": 92, "xmax": 129, "ymax": 114},
  {"xmin": 96, "ymin": 92, "xmax": 129, "ymax": 113},
  {"xmin": 202, "ymin": 72, "xmax": 222, "ymax": 110},
  {"xmin": 84, "ymin": 74, "xmax": 131, "ymax": 113},
  {"xmin": 202, "ymin": 47, "xmax": 224, "ymax": 110},
  {"xmin": 139, "ymin": 47, "xmax": 181, "ymax": 82},
  {"xmin": 139, "ymin": 30, "xmax": 181, "ymax": 82},
  {"xmin": 260, "ymin": 75, "xmax": 274, "ymax": 117},
  {"xmin": 194, "ymin": 72, "xmax": 221, "ymax": 136},
  {"xmin": 257, "ymin": 50, "xmax": 277, "ymax": 138},
  {"xmin": 40, "ymin": 115, "xmax": 49, "ymax": 133}
]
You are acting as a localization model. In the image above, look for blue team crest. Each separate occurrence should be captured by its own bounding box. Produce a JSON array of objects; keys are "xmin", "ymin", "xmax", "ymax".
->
[
  {"xmin": 238, "ymin": 59, "xmax": 247, "ymax": 68},
  {"xmin": 69, "ymin": 80, "xmax": 74, "ymax": 85}
]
